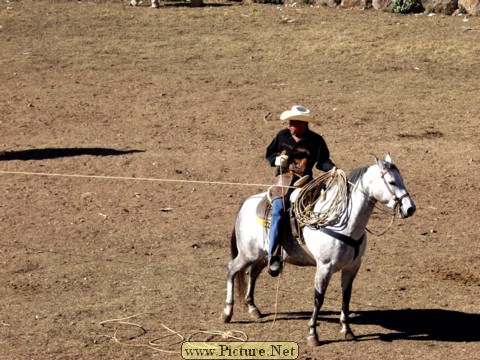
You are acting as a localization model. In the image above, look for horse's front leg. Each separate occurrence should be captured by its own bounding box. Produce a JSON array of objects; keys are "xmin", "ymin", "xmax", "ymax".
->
[
  {"xmin": 307, "ymin": 265, "xmax": 332, "ymax": 347},
  {"xmin": 340, "ymin": 265, "xmax": 360, "ymax": 340},
  {"xmin": 245, "ymin": 259, "xmax": 267, "ymax": 319}
]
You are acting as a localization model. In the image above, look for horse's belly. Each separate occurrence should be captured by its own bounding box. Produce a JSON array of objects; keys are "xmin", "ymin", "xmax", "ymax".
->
[{"xmin": 283, "ymin": 240, "xmax": 316, "ymax": 267}]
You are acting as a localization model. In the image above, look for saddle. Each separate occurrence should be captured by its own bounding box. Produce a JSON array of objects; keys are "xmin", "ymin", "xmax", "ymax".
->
[{"xmin": 256, "ymin": 190, "xmax": 304, "ymax": 243}]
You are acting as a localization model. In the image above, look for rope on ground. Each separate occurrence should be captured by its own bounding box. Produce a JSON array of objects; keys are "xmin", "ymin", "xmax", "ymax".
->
[
  {"xmin": 99, "ymin": 313, "xmax": 249, "ymax": 354},
  {"xmin": 99, "ymin": 313, "xmax": 184, "ymax": 354},
  {"xmin": 187, "ymin": 330, "xmax": 248, "ymax": 342},
  {"xmin": 293, "ymin": 169, "xmax": 348, "ymax": 227}
]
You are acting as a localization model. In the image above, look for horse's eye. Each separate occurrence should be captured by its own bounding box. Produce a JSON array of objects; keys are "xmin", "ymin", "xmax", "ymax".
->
[{"xmin": 388, "ymin": 181, "xmax": 396, "ymax": 186}]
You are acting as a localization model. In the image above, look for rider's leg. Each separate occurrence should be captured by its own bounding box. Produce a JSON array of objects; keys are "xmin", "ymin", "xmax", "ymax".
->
[{"xmin": 268, "ymin": 197, "xmax": 286, "ymax": 273}]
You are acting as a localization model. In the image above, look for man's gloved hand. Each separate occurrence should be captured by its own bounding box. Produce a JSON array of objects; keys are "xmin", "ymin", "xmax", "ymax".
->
[
  {"xmin": 275, "ymin": 155, "xmax": 289, "ymax": 168},
  {"xmin": 330, "ymin": 166, "xmax": 337, "ymax": 177}
]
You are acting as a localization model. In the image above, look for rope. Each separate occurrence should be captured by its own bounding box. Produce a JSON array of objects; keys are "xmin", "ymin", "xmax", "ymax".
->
[
  {"xmin": 100, "ymin": 313, "xmax": 249, "ymax": 354},
  {"xmin": 366, "ymin": 202, "xmax": 397, "ymax": 236},
  {"xmin": 347, "ymin": 177, "xmax": 396, "ymax": 236},
  {"xmin": 187, "ymin": 330, "xmax": 248, "ymax": 342},
  {"xmin": 293, "ymin": 169, "xmax": 396, "ymax": 235},
  {"xmin": 1, "ymin": 170, "xmax": 396, "ymax": 237},
  {"xmin": 99, "ymin": 313, "xmax": 184, "ymax": 354},
  {"xmin": 0, "ymin": 170, "xmax": 271, "ymax": 188},
  {"xmin": 293, "ymin": 169, "xmax": 348, "ymax": 227},
  {"xmin": 270, "ymin": 273, "xmax": 282, "ymax": 330}
]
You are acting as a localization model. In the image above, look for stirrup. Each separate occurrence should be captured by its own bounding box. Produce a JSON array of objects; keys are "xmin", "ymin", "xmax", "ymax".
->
[{"xmin": 268, "ymin": 256, "xmax": 282, "ymax": 277}]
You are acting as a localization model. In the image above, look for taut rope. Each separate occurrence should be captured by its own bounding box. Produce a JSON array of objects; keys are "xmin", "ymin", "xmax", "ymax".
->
[{"xmin": 0, "ymin": 170, "xmax": 271, "ymax": 187}]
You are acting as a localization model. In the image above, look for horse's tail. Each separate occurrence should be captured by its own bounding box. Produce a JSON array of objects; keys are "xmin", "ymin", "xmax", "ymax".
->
[{"xmin": 230, "ymin": 227, "xmax": 247, "ymax": 306}]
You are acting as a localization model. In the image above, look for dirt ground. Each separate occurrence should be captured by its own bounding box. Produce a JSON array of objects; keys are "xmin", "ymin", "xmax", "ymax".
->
[{"xmin": 1, "ymin": 1, "xmax": 479, "ymax": 359}]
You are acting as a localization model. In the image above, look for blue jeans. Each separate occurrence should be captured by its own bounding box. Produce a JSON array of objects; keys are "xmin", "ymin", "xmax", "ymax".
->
[{"xmin": 269, "ymin": 197, "xmax": 289, "ymax": 258}]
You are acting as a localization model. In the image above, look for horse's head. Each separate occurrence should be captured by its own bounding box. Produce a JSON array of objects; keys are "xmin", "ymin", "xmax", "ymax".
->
[{"xmin": 371, "ymin": 154, "xmax": 416, "ymax": 218}]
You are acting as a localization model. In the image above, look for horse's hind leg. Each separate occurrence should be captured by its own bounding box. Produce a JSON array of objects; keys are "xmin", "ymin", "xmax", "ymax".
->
[
  {"xmin": 245, "ymin": 259, "xmax": 267, "ymax": 319},
  {"xmin": 340, "ymin": 265, "xmax": 360, "ymax": 340},
  {"xmin": 307, "ymin": 265, "xmax": 332, "ymax": 347},
  {"xmin": 222, "ymin": 255, "xmax": 250, "ymax": 323}
]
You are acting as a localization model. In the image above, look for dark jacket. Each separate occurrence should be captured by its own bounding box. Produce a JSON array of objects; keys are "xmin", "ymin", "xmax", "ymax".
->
[{"xmin": 265, "ymin": 128, "xmax": 335, "ymax": 178}]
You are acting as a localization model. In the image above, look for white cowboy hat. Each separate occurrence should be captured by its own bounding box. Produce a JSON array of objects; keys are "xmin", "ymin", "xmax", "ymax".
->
[{"xmin": 280, "ymin": 105, "xmax": 315, "ymax": 123}]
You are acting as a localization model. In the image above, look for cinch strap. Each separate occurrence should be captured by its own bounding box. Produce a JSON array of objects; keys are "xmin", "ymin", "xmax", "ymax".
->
[{"xmin": 317, "ymin": 227, "xmax": 365, "ymax": 259}]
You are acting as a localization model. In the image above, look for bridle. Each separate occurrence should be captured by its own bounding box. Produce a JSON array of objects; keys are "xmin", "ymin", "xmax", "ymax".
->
[
  {"xmin": 351, "ymin": 166, "xmax": 410, "ymax": 236},
  {"xmin": 380, "ymin": 168, "xmax": 410, "ymax": 209}
]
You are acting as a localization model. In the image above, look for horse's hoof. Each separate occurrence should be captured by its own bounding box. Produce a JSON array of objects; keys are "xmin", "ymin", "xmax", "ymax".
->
[
  {"xmin": 248, "ymin": 307, "xmax": 262, "ymax": 319},
  {"xmin": 221, "ymin": 311, "xmax": 232, "ymax": 323},
  {"xmin": 344, "ymin": 331, "xmax": 356, "ymax": 341},
  {"xmin": 306, "ymin": 335, "xmax": 320, "ymax": 347}
]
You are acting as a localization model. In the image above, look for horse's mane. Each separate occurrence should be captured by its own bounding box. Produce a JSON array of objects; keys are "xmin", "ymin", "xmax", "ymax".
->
[
  {"xmin": 347, "ymin": 166, "xmax": 368, "ymax": 184},
  {"xmin": 347, "ymin": 162, "xmax": 401, "ymax": 185}
]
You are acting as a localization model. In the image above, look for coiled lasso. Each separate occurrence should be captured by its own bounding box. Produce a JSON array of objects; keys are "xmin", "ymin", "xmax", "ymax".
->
[{"xmin": 292, "ymin": 168, "xmax": 348, "ymax": 227}]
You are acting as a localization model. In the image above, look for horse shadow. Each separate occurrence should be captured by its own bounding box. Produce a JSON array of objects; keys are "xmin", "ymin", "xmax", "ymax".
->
[
  {"xmin": 351, "ymin": 308, "xmax": 480, "ymax": 343},
  {"xmin": 0, "ymin": 147, "xmax": 145, "ymax": 161},
  {"xmin": 239, "ymin": 308, "xmax": 479, "ymax": 343}
]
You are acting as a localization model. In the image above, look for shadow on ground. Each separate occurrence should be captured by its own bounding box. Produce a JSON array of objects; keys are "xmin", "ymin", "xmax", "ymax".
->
[
  {"xmin": 238, "ymin": 308, "xmax": 479, "ymax": 343},
  {"xmin": 0, "ymin": 148, "xmax": 145, "ymax": 161},
  {"xmin": 352, "ymin": 308, "xmax": 479, "ymax": 343}
]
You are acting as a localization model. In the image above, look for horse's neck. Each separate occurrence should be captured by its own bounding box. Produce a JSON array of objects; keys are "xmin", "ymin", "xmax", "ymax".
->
[{"xmin": 338, "ymin": 171, "xmax": 376, "ymax": 238}]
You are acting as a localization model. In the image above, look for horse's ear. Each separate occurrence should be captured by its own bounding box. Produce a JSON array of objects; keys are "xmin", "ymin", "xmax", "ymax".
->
[
  {"xmin": 385, "ymin": 153, "xmax": 393, "ymax": 164},
  {"xmin": 374, "ymin": 155, "xmax": 386, "ymax": 170}
]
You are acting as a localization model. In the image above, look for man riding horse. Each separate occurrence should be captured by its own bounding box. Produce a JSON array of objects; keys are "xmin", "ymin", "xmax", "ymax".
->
[{"xmin": 265, "ymin": 105, "xmax": 336, "ymax": 276}]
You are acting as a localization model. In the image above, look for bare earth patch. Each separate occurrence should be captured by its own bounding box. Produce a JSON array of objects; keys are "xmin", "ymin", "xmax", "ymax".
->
[{"xmin": 0, "ymin": 1, "xmax": 479, "ymax": 359}]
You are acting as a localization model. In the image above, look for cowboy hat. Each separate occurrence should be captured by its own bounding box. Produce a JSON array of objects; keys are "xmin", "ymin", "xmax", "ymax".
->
[{"xmin": 280, "ymin": 105, "xmax": 315, "ymax": 123}]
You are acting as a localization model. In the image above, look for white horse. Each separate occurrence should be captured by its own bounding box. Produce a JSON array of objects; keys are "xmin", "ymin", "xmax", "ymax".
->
[
  {"xmin": 130, "ymin": 0, "xmax": 160, "ymax": 8},
  {"xmin": 221, "ymin": 154, "xmax": 416, "ymax": 346},
  {"xmin": 129, "ymin": 0, "xmax": 203, "ymax": 8}
]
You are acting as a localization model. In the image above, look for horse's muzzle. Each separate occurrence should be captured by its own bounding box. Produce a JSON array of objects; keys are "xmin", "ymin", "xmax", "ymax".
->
[
  {"xmin": 398, "ymin": 198, "xmax": 416, "ymax": 218},
  {"xmin": 406, "ymin": 205, "xmax": 416, "ymax": 217},
  {"xmin": 397, "ymin": 195, "xmax": 417, "ymax": 219}
]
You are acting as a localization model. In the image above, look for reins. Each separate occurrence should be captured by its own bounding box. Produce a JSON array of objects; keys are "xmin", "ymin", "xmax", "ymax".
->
[
  {"xmin": 365, "ymin": 204, "xmax": 396, "ymax": 236},
  {"xmin": 364, "ymin": 167, "xmax": 407, "ymax": 236}
]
